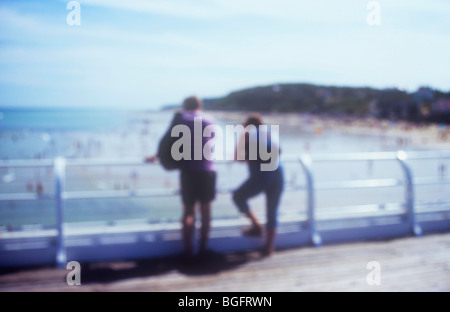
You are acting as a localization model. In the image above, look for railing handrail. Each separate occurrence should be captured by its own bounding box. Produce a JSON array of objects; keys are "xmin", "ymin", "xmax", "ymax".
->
[
  {"xmin": 1, "ymin": 150, "xmax": 449, "ymax": 266},
  {"xmin": 1, "ymin": 150, "xmax": 449, "ymax": 168}
]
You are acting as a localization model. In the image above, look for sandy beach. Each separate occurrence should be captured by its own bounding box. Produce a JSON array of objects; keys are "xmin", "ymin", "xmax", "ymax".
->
[{"xmin": 209, "ymin": 111, "xmax": 450, "ymax": 151}]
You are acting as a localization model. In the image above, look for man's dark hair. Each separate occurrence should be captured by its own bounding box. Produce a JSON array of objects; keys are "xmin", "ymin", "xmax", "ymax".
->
[{"xmin": 183, "ymin": 96, "xmax": 202, "ymax": 111}]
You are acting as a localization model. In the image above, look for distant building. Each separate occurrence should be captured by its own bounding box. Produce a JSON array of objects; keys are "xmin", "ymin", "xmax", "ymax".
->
[
  {"xmin": 272, "ymin": 85, "xmax": 282, "ymax": 93},
  {"xmin": 369, "ymin": 100, "xmax": 379, "ymax": 117},
  {"xmin": 432, "ymin": 99, "xmax": 450, "ymax": 114},
  {"xmin": 414, "ymin": 87, "xmax": 434, "ymax": 102}
]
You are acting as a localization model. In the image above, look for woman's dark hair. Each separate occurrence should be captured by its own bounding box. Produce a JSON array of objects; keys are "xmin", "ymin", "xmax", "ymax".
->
[{"xmin": 243, "ymin": 114, "xmax": 263, "ymax": 128}]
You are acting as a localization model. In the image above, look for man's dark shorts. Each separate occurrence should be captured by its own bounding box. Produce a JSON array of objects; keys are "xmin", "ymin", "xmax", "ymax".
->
[{"xmin": 180, "ymin": 170, "xmax": 216, "ymax": 206}]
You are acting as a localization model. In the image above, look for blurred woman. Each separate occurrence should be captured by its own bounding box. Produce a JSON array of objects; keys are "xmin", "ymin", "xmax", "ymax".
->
[{"xmin": 232, "ymin": 114, "xmax": 284, "ymax": 256}]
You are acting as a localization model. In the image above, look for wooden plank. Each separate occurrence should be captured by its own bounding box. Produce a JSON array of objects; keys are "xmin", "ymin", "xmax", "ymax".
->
[{"xmin": 0, "ymin": 232, "xmax": 448, "ymax": 292}]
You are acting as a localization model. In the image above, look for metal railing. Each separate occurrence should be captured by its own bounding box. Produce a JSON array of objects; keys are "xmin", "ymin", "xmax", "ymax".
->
[{"xmin": 1, "ymin": 150, "xmax": 450, "ymax": 267}]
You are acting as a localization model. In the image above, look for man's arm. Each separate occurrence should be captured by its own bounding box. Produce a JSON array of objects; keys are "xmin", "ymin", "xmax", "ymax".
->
[{"xmin": 145, "ymin": 155, "xmax": 158, "ymax": 163}]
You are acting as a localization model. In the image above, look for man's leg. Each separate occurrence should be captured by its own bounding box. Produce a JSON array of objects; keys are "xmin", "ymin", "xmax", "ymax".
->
[
  {"xmin": 199, "ymin": 202, "xmax": 211, "ymax": 253},
  {"xmin": 182, "ymin": 204, "xmax": 195, "ymax": 257}
]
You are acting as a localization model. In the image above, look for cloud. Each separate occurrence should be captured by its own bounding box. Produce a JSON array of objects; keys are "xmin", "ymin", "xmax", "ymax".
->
[
  {"xmin": 1, "ymin": 0, "xmax": 450, "ymax": 108},
  {"xmin": 79, "ymin": 0, "xmax": 227, "ymax": 20},
  {"xmin": 79, "ymin": 0, "xmax": 368, "ymax": 24}
]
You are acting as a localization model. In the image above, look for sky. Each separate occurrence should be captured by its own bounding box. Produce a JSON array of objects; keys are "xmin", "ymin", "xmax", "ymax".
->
[{"xmin": 0, "ymin": 0, "xmax": 449, "ymax": 110}]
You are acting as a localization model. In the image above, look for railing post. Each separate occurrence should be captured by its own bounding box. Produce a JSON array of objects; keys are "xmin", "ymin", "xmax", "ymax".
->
[
  {"xmin": 396, "ymin": 151, "xmax": 422, "ymax": 236},
  {"xmin": 54, "ymin": 157, "xmax": 67, "ymax": 267},
  {"xmin": 299, "ymin": 155, "xmax": 322, "ymax": 246}
]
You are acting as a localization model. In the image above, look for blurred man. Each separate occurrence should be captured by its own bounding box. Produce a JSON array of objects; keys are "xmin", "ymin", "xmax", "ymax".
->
[{"xmin": 147, "ymin": 96, "xmax": 217, "ymax": 259}]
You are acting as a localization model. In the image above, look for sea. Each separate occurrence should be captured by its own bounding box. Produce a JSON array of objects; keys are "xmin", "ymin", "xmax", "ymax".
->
[{"xmin": 0, "ymin": 108, "xmax": 448, "ymax": 229}]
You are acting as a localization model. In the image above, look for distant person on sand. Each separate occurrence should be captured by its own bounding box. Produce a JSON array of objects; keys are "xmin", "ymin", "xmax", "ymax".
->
[
  {"xmin": 146, "ymin": 96, "xmax": 217, "ymax": 259},
  {"xmin": 232, "ymin": 114, "xmax": 284, "ymax": 256}
]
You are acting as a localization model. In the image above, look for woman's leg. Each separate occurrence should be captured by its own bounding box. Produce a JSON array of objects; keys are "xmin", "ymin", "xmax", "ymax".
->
[
  {"xmin": 233, "ymin": 176, "xmax": 265, "ymax": 234},
  {"xmin": 264, "ymin": 228, "xmax": 276, "ymax": 256},
  {"xmin": 264, "ymin": 167, "xmax": 284, "ymax": 255}
]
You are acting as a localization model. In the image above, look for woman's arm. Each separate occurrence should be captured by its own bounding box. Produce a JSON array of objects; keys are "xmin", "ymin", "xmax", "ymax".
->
[{"xmin": 234, "ymin": 132, "xmax": 248, "ymax": 162}]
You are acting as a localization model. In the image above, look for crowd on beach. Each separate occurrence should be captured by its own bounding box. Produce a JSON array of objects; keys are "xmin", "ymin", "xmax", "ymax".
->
[{"xmin": 211, "ymin": 111, "xmax": 450, "ymax": 151}]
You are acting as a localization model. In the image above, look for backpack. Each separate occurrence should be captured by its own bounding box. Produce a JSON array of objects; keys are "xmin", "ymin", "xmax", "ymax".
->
[{"xmin": 157, "ymin": 112, "xmax": 184, "ymax": 170}]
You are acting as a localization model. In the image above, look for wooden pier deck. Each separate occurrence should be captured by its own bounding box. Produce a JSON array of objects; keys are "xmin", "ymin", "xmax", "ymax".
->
[{"xmin": 1, "ymin": 232, "xmax": 449, "ymax": 292}]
